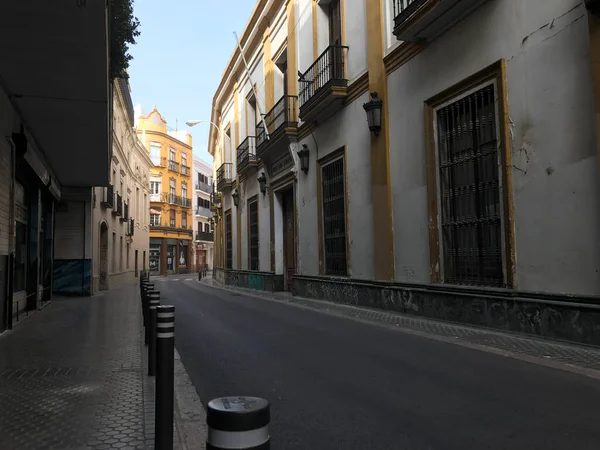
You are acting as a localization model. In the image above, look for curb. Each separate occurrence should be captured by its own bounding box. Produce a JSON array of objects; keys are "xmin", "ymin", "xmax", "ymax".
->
[{"xmin": 174, "ymin": 348, "xmax": 208, "ymax": 450}]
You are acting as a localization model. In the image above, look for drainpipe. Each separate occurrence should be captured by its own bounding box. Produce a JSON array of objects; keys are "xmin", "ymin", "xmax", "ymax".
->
[{"xmin": 82, "ymin": 199, "xmax": 86, "ymax": 296}]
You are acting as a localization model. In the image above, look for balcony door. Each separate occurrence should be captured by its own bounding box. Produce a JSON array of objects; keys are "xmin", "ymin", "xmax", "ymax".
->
[{"xmin": 328, "ymin": 0, "xmax": 342, "ymax": 46}]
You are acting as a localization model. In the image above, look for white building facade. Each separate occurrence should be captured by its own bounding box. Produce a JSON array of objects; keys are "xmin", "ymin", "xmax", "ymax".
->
[
  {"xmin": 90, "ymin": 79, "xmax": 153, "ymax": 293},
  {"xmin": 206, "ymin": 0, "xmax": 600, "ymax": 344},
  {"xmin": 193, "ymin": 155, "xmax": 214, "ymax": 270}
]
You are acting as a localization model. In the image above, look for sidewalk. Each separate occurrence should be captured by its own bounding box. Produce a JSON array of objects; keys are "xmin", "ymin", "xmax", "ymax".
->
[
  {"xmin": 200, "ymin": 277, "xmax": 600, "ymax": 378},
  {"xmin": 0, "ymin": 283, "xmax": 204, "ymax": 450}
]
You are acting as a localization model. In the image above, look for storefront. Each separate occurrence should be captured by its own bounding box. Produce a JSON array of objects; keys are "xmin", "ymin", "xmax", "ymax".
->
[{"xmin": 149, "ymin": 238, "xmax": 161, "ymax": 276}]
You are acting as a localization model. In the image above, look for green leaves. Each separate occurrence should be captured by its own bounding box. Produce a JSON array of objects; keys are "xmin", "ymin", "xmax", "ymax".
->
[{"xmin": 110, "ymin": 0, "xmax": 141, "ymax": 80}]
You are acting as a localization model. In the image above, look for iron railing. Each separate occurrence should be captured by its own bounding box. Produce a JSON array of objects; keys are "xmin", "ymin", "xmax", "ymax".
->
[
  {"xmin": 181, "ymin": 197, "xmax": 192, "ymax": 208},
  {"xmin": 299, "ymin": 45, "xmax": 348, "ymax": 107},
  {"xmin": 101, "ymin": 184, "xmax": 114, "ymax": 208},
  {"xmin": 217, "ymin": 163, "xmax": 233, "ymax": 190},
  {"xmin": 196, "ymin": 206, "xmax": 212, "ymax": 217},
  {"xmin": 195, "ymin": 231, "xmax": 214, "ymax": 242},
  {"xmin": 115, "ymin": 193, "xmax": 123, "ymax": 216},
  {"xmin": 168, "ymin": 159, "xmax": 180, "ymax": 172},
  {"xmin": 181, "ymin": 165, "xmax": 191, "ymax": 176},
  {"xmin": 322, "ymin": 157, "xmax": 347, "ymax": 276},
  {"xmin": 237, "ymin": 136, "xmax": 257, "ymax": 173},
  {"xmin": 392, "ymin": 0, "xmax": 425, "ymax": 25},
  {"xmin": 120, "ymin": 202, "xmax": 129, "ymax": 222},
  {"xmin": 256, "ymin": 95, "xmax": 298, "ymax": 150},
  {"xmin": 127, "ymin": 219, "xmax": 135, "ymax": 236},
  {"xmin": 196, "ymin": 181, "xmax": 211, "ymax": 193},
  {"xmin": 161, "ymin": 193, "xmax": 190, "ymax": 207}
]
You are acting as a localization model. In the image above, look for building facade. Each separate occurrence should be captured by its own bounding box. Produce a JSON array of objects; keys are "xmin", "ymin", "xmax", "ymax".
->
[
  {"xmin": 0, "ymin": 2, "xmax": 110, "ymax": 331},
  {"xmin": 136, "ymin": 107, "xmax": 194, "ymax": 276},
  {"xmin": 87, "ymin": 79, "xmax": 153, "ymax": 294},
  {"xmin": 207, "ymin": 0, "xmax": 600, "ymax": 344},
  {"xmin": 193, "ymin": 156, "xmax": 214, "ymax": 270}
]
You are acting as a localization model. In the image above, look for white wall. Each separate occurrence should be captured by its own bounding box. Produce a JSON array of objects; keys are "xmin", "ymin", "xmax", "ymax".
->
[{"xmin": 387, "ymin": 0, "xmax": 600, "ymax": 294}]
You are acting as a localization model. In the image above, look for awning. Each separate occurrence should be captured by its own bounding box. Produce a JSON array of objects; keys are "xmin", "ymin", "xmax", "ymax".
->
[{"xmin": 0, "ymin": 0, "xmax": 110, "ymax": 187}]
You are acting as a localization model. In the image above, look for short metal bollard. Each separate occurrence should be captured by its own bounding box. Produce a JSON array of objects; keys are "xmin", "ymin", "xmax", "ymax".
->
[
  {"xmin": 155, "ymin": 305, "xmax": 175, "ymax": 450},
  {"xmin": 148, "ymin": 295, "xmax": 160, "ymax": 376},
  {"xmin": 142, "ymin": 283, "xmax": 154, "ymax": 328},
  {"xmin": 146, "ymin": 290, "xmax": 159, "ymax": 346},
  {"xmin": 198, "ymin": 270, "xmax": 202, "ymax": 281},
  {"xmin": 206, "ymin": 396, "xmax": 270, "ymax": 449}
]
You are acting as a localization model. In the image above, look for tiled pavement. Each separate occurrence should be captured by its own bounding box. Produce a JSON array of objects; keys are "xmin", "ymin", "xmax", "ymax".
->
[
  {"xmin": 201, "ymin": 277, "xmax": 600, "ymax": 374},
  {"xmin": 0, "ymin": 283, "xmax": 173, "ymax": 450}
]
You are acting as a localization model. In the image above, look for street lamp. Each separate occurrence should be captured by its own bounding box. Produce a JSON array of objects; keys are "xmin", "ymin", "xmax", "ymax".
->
[
  {"xmin": 297, "ymin": 144, "xmax": 310, "ymax": 174},
  {"xmin": 232, "ymin": 189, "xmax": 239, "ymax": 207},
  {"xmin": 257, "ymin": 172, "xmax": 267, "ymax": 195},
  {"xmin": 363, "ymin": 92, "xmax": 383, "ymax": 136},
  {"xmin": 186, "ymin": 119, "xmax": 223, "ymax": 148}
]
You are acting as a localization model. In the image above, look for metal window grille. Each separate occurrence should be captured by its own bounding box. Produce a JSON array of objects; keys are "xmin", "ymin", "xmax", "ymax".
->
[
  {"xmin": 436, "ymin": 84, "xmax": 503, "ymax": 287},
  {"xmin": 249, "ymin": 201, "xmax": 259, "ymax": 271},
  {"xmin": 225, "ymin": 212, "xmax": 233, "ymax": 269},
  {"xmin": 322, "ymin": 157, "xmax": 347, "ymax": 276}
]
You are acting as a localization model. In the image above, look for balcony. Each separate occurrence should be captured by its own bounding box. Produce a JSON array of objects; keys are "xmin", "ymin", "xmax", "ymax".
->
[
  {"xmin": 159, "ymin": 157, "xmax": 168, "ymax": 168},
  {"xmin": 127, "ymin": 218, "xmax": 135, "ymax": 237},
  {"xmin": 160, "ymin": 193, "xmax": 191, "ymax": 207},
  {"xmin": 210, "ymin": 191, "xmax": 222, "ymax": 213},
  {"xmin": 181, "ymin": 165, "xmax": 191, "ymax": 176},
  {"xmin": 195, "ymin": 181, "xmax": 211, "ymax": 193},
  {"xmin": 150, "ymin": 223, "xmax": 193, "ymax": 237},
  {"xmin": 299, "ymin": 45, "xmax": 349, "ymax": 124},
  {"xmin": 236, "ymin": 136, "xmax": 258, "ymax": 176},
  {"xmin": 195, "ymin": 231, "xmax": 214, "ymax": 242},
  {"xmin": 217, "ymin": 163, "xmax": 234, "ymax": 192},
  {"xmin": 120, "ymin": 202, "xmax": 129, "ymax": 223},
  {"xmin": 112, "ymin": 193, "xmax": 123, "ymax": 217},
  {"xmin": 392, "ymin": 0, "xmax": 490, "ymax": 43},
  {"xmin": 195, "ymin": 206, "xmax": 212, "ymax": 217},
  {"xmin": 168, "ymin": 159, "xmax": 180, "ymax": 172},
  {"xmin": 101, "ymin": 184, "xmax": 114, "ymax": 209},
  {"xmin": 256, "ymin": 95, "xmax": 298, "ymax": 161}
]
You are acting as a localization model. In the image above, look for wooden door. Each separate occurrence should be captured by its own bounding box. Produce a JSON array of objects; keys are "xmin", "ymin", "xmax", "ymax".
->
[{"xmin": 282, "ymin": 189, "xmax": 295, "ymax": 291}]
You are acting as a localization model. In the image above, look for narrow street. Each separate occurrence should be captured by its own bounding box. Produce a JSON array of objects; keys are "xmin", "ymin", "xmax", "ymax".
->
[{"xmin": 157, "ymin": 277, "xmax": 600, "ymax": 450}]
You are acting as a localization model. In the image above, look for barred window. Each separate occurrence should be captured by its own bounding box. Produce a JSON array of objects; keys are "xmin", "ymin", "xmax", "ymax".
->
[
  {"xmin": 436, "ymin": 83, "xmax": 503, "ymax": 287},
  {"xmin": 225, "ymin": 211, "xmax": 233, "ymax": 269},
  {"xmin": 321, "ymin": 156, "xmax": 347, "ymax": 276},
  {"xmin": 248, "ymin": 200, "xmax": 259, "ymax": 271}
]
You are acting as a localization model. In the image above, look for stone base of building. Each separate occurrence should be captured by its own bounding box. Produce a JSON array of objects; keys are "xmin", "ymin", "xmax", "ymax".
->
[
  {"xmin": 291, "ymin": 275, "xmax": 600, "ymax": 346},
  {"xmin": 213, "ymin": 268, "xmax": 284, "ymax": 292}
]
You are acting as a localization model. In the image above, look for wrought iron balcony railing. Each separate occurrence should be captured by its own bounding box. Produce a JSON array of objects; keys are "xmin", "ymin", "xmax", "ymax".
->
[
  {"xmin": 120, "ymin": 202, "xmax": 129, "ymax": 222},
  {"xmin": 195, "ymin": 181, "xmax": 211, "ymax": 193},
  {"xmin": 114, "ymin": 193, "xmax": 123, "ymax": 216},
  {"xmin": 299, "ymin": 45, "xmax": 348, "ymax": 107},
  {"xmin": 181, "ymin": 165, "xmax": 191, "ymax": 176},
  {"xmin": 195, "ymin": 231, "xmax": 214, "ymax": 242},
  {"xmin": 168, "ymin": 159, "xmax": 180, "ymax": 172},
  {"xmin": 127, "ymin": 218, "xmax": 135, "ymax": 236},
  {"xmin": 256, "ymin": 95, "xmax": 298, "ymax": 150},
  {"xmin": 101, "ymin": 184, "xmax": 114, "ymax": 209},
  {"xmin": 196, "ymin": 206, "xmax": 212, "ymax": 217},
  {"xmin": 237, "ymin": 136, "xmax": 257, "ymax": 173},
  {"xmin": 217, "ymin": 163, "xmax": 233, "ymax": 191},
  {"xmin": 181, "ymin": 197, "xmax": 192, "ymax": 208}
]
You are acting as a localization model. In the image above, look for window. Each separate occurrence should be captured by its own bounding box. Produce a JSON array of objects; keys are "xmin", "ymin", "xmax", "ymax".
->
[
  {"xmin": 321, "ymin": 155, "xmax": 347, "ymax": 276},
  {"xmin": 204, "ymin": 223, "xmax": 210, "ymax": 233},
  {"xmin": 248, "ymin": 199, "xmax": 259, "ymax": 271},
  {"xmin": 126, "ymin": 245, "xmax": 130, "ymax": 269},
  {"xmin": 143, "ymin": 194, "xmax": 147, "ymax": 224},
  {"xmin": 328, "ymin": 0, "xmax": 342, "ymax": 46},
  {"xmin": 435, "ymin": 83, "xmax": 502, "ymax": 287},
  {"xmin": 225, "ymin": 210, "xmax": 232, "ymax": 269},
  {"xmin": 13, "ymin": 181, "xmax": 27, "ymax": 292},
  {"xmin": 120, "ymin": 236, "xmax": 123, "ymax": 272},
  {"xmin": 112, "ymin": 232, "xmax": 116, "ymax": 273},
  {"xmin": 150, "ymin": 214, "xmax": 161, "ymax": 226},
  {"xmin": 169, "ymin": 179, "xmax": 176, "ymax": 203},
  {"xmin": 182, "ymin": 212, "xmax": 188, "ymax": 229},
  {"xmin": 182, "ymin": 152, "xmax": 188, "ymax": 167},
  {"xmin": 170, "ymin": 210, "xmax": 176, "ymax": 228},
  {"xmin": 169, "ymin": 148, "xmax": 176, "ymax": 161},
  {"xmin": 247, "ymin": 94, "xmax": 258, "ymax": 135},
  {"xmin": 136, "ymin": 187, "xmax": 140, "ymax": 220},
  {"xmin": 182, "ymin": 182, "xmax": 188, "ymax": 200},
  {"xmin": 150, "ymin": 181, "xmax": 160, "ymax": 195}
]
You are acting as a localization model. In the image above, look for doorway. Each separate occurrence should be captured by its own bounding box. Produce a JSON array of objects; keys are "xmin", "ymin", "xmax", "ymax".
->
[
  {"xmin": 99, "ymin": 222, "xmax": 109, "ymax": 291},
  {"xmin": 281, "ymin": 188, "xmax": 296, "ymax": 291}
]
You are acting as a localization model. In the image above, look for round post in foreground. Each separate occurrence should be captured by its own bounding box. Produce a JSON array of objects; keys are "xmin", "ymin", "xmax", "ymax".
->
[
  {"xmin": 142, "ymin": 283, "xmax": 154, "ymax": 328},
  {"xmin": 148, "ymin": 296, "xmax": 160, "ymax": 376},
  {"xmin": 155, "ymin": 305, "xmax": 175, "ymax": 450},
  {"xmin": 206, "ymin": 396, "xmax": 270, "ymax": 449}
]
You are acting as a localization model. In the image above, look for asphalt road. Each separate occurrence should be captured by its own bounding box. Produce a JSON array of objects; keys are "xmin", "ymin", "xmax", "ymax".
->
[{"xmin": 160, "ymin": 279, "xmax": 600, "ymax": 450}]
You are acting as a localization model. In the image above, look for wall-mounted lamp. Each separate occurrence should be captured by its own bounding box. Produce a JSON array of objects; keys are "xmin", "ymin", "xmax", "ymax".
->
[
  {"xmin": 257, "ymin": 172, "xmax": 267, "ymax": 195},
  {"xmin": 297, "ymin": 144, "xmax": 310, "ymax": 174},
  {"xmin": 232, "ymin": 189, "xmax": 239, "ymax": 207},
  {"xmin": 363, "ymin": 92, "xmax": 383, "ymax": 136}
]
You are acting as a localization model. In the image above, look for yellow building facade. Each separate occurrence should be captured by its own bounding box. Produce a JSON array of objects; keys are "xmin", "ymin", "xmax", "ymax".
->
[{"xmin": 135, "ymin": 107, "xmax": 194, "ymax": 275}]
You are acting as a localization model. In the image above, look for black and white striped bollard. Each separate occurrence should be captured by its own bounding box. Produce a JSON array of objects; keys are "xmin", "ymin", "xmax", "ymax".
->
[
  {"xmin": 148, "ymin": 295, "xmax": 160, "ymax": 376},
  {"xmin": 155, "ymin": 305, "xmax": 175, "ymax": 450},
  {"xmin": 206, "ymin": 396, "xmax": 270, "ymax": 449},
  {"xmin": 146, "ymin": 290, "xmax": 160, "ymax": 346},
  {"xmin": 142, "ymin": 283, "xmax": 154, "ymax": 329}
]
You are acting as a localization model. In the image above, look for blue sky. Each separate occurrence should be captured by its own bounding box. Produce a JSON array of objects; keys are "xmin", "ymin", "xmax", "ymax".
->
[{"xmin": 128, "ymin": 0, "xmax": 256, "ymax": 164}]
